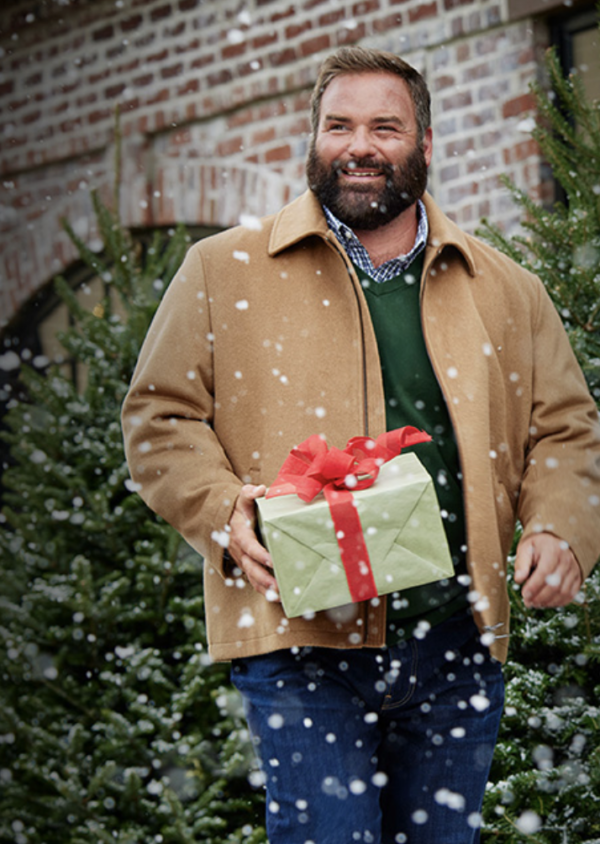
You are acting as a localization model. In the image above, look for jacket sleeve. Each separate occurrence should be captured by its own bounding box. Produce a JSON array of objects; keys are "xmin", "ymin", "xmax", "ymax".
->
[
  {"xmin": 518, "ymin": 278, "xmax": 600, "ymax": 578},
  {"xmin": 121, "ymin": 243, "xmax": 242, "ymax": 571}
]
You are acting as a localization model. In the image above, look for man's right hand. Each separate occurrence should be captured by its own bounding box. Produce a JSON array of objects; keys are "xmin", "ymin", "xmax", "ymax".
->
[{"xmin": 227, "ymin": 484, "xmax": 280, "ymax": 602}]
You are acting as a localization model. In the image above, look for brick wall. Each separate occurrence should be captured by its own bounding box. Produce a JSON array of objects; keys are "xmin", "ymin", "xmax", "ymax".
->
[{"xmin": 0, "ymin": 0, "xmax": 551, "ymax": 328}]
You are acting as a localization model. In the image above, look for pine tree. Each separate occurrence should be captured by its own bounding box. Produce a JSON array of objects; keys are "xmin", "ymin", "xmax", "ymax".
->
[
  {"xmin": 478, "ymin": 38, "xmax": 600, "ymax": 844},
  {"xmin": 0, "ymin": 191, "xmax": 267, "ymax": 843}
]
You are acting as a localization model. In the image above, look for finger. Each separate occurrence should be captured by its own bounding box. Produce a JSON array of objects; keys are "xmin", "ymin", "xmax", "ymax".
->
[
  {"xmin": 513, "ymin": 538, "xmax": 535, "ymax": 585},
  {"xmin": 240, "ymin": 554, "xmax": 280, "ymax": 601},
  {"xmin": 528, "ymin": 560, "xmax": 582, "ymax": 608},
  {"xmin": 236, "ymin": 531, "xmax": 273, "ymax": 570}
]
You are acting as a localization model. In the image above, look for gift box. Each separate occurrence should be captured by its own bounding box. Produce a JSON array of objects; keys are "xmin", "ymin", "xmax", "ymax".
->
[{"xmin": 256, "ymin": 429, "xmax": 454, "ymax": 618}]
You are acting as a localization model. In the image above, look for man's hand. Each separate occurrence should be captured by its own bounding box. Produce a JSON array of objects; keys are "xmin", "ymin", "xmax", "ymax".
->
[
  {"xmin": 514, "ymin": 532, "xmax": 583, "ymax": 609},
  {"xmin": 227, "ymin": 484, "xmax": 280, "ymax": 602}
]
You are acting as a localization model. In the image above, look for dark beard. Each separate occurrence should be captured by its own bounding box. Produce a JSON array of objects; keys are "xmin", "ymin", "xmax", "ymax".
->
[{"xmin": 306, "ymin": 144, "xmax": 428, "ymax": 231}]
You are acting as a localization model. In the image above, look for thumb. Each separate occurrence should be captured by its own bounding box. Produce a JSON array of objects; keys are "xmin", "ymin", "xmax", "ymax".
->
[
  {"xmin": 514, "ymin": 537, "xmax": 534, "ymax": 584},
  {"xmin": 236, "ymin": 484, "xmax": 267, "ymax": 516},
  {"xmin": 240, "ymin": 483, "xmax": 267, "ymax": 504}
]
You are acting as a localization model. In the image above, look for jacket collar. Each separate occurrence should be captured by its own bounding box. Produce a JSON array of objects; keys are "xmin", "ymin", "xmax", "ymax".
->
[{"xmin": 268, "ymin": 189, "xmax": 477, "ymax": 277}]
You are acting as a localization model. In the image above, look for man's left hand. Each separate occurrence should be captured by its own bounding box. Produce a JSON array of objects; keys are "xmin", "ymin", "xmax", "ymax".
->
[{"xmin": 514, "ymin": 532, "xmax": 583, "ymax": 609}]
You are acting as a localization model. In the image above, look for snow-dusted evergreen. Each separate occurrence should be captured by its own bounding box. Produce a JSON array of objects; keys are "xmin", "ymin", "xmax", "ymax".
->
[
  {"xmin": 0, "ymin": 190, "xmax": 267, "ymax": 843},
  {"xmin": 479, "ymin": 41, "xmax": 600, "ymax": 844}
]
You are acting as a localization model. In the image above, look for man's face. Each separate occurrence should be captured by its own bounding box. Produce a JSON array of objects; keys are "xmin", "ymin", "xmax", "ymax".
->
[{"xmin": 307, "ymin": 71, "xmax": 433, "ymax": 230}]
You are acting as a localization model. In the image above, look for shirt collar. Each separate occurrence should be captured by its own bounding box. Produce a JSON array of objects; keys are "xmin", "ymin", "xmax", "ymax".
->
[{"xmin": 323, "ymin": 200, "xmax": 429, "ymax": 283}]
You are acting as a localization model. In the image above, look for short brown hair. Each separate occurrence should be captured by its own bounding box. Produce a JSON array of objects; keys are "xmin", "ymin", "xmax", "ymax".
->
[{"xmin": 310, "ymin": 46, "xmax": 431, "ymax": 143}]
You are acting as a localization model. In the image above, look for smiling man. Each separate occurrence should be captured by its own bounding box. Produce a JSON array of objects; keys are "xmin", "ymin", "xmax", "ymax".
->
[{"xmin": 122, "ymin": 47, "xmax": 600, "ymax": 844}]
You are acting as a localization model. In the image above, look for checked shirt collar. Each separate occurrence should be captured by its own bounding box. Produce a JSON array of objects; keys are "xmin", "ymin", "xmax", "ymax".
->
[{"xmin": 324, "ymin": 199, "xmax": 428, "ymax": 283}]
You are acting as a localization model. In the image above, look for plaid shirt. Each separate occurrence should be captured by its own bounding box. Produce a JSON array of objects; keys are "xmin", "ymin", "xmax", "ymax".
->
[{"xmin": 323, "ymin": 200, "xmax": 428, "ymax": 283}]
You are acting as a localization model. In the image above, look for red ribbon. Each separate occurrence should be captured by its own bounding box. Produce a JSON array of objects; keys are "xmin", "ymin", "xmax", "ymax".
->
[{"xmin": 266, "ymin": 427, "xmax": 431, "ymax": 604}]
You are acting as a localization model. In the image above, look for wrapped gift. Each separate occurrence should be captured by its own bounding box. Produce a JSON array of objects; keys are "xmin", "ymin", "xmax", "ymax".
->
[{"xmin": 256, "ymin": 428, "xmax": 454, "ymax": 618}]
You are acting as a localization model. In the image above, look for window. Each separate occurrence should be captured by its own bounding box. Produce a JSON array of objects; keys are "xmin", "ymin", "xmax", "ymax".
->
[{"xmin": 551, "ymin": 7, "xmax": 599, "ymax": 103}]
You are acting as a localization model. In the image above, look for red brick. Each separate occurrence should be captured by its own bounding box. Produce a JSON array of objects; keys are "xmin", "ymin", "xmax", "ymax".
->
[
  {"xmin": 353, "ymin": 0, "xmax": 380, "ymax": 13},
  {"xmin": 502, "ymin": 93, "xmax": 536, "ymax": 119},
  {"xmin": 121, "ymin": 14, "xmax": 143, "ymax": 32},
  {"xmin": 175, "ymin": 37, "xmax": 201, "ymax": 54},
  {"xmin": 121, "ymin": 97, "xmax": 140, "ymax": 112},
  {"xmin": 161, "ymin": 63, "xmax": 183, "ymax": 79},
  {"xmin": 76, "ymin": 92, "xmax": 98, "ymax": 108},
  {"xmin": 165, "ymin": 22, "xmax": 186, "ymax": 37},
  {"xmin": 441, "ymin": 91, "xmax": 473, "ymax": 110},
  {"xmin": 88, "ymin": 68, "xmax": 110, "ymax": 85},
  {"xmin": 177, "ymin": 79, "xmax": 199, "ymax": 96},
  {"xmin": 269, "ymin": 46, "xmax": 297, "ymax": 66},
  {"xmin": 222, "ymin": 41, "xmax": 247, "ymax": 60},
  {"xmin": 265, "ymin": 144, "xmax": 291, "ymax": 163},
  {"xmin": 146, "ymin": 48, "xmax": 169, "ymax": 64},
  {"xmin": 217, "ymin": 136, "xmax": 244, "ymax": 156},
  {"xmin": 89, "ymin": 107, "xmax": 112, "ymax": 124},
  {"xmin": 434, "ymin": 74, "xmax": 456, "ymax": 91},
  {"xmin": 444, "ymin": 0, "xmax": 474, "ymax": 8},
  {"xmin": 92, "ymin": 24, "xmax": 114, "ymax": 41},
  {"xmin": 133, "ymin": 73, "xmax": 154, "ymax": 87},
  {"xmin": 299, "ymin": 33, "xmax": 331, "ymax": 57},
  {"xmin": 503, "ymin": 138, "xmax": 539, "ymax": 164},
  {"xmin": 268, "ymin": 4, "xmax": 295, "ymax": 22},
  {"xmin": 170, "ymin": 128, "xmax": 192, "ymax": 145},
  {"xmin": 117, "ymin": 59, "xmax": 141, "ymax": 74},
  {"xmin": 133, "ymin": 32, "xmax": 156, "ymax": 48},
  {"xmin": 151, "ymin": 4, "xmax": 172, "ymax": 22},
  {"xmin": 336, "ymin": 22, "xmax": 367, "ymax": 44},
  {"xmin": 147, "ymin": 89, "xmax": 170, "ymax": 105},
  {"xmin": 463, "ymin": 61, "xmax": 494, "ymax": 82},
  {"xmin": 207, "ymin": 69, "xmax": 234, "ymax": 86},
  {"xmin": 107, "ymin": 44, "xmax": 127, "ymax": 60},
  {"xmin": 318, "ymin": 8, "xmax": 345, "ymax": 25},
  {"xmin": 24, "ymin": 72, "xmax": 42, "ymax": 87},
  {"xmin": 286, "ymin": 20, "xmax": 312, "ymax": 38},
  {"xmin": 408, "ymin": 2, "xmax": 438, "ymax": 23},
  {"xmin": 190, "ymin": 54, "xmax": 214, "ymax": 70},
  {"xmin": 252, "ymin": 32, "xmax": 278, "ymax": 49},
  {"xmin": 22, "ymin": 110, "xmax": 41, "ymax": 125},
  {"xmin": 252, "ymin": 126, "xmax": 276, "ymax": 145},
  {"xmin": 106, "ymin": 83, "xmax": 126, "ymax": 98},
  {"xmin": 372, "ymin": 12, "xmax": 402, "ymax": 31}
]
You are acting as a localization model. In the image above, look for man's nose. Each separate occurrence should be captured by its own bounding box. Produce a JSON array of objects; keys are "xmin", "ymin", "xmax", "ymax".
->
[{"xmin": 347, "ymin": 126, "xmax": 376, "ymax": 157}]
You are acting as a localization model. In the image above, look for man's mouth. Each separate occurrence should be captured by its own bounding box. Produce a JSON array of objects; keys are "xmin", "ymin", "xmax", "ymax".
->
[
  {"xmin": 342, "ymin": 168, "xmax": 382, "ymax": 178},
  {"xmin": 337, "ymin": 159, "xmax": 390, "ymax": 181}
]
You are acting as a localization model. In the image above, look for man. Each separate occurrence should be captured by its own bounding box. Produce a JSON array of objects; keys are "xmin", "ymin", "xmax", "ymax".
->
[{"xmin": 122, "ymin": 46, "xmax": 600, "ymax": 844}]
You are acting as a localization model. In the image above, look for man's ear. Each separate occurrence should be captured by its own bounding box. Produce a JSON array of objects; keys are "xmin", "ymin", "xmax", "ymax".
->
[{"xmin": 422, "ymin": 127, "xmax": 433, "ymax": 167}]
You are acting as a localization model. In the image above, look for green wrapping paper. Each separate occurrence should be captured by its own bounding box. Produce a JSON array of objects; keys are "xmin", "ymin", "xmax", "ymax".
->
[{"xmin": 256, "ymin": 451, "xmax": 454, "ymax": 618}]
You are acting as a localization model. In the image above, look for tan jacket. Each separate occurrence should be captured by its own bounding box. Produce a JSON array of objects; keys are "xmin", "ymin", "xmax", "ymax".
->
[{"xmin": 122, "ymin": 190, "xmax": 600, "ymax": 663}]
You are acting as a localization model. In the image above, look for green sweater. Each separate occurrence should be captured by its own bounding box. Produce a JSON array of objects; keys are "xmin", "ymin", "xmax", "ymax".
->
[{"xmin": 357, "ymin": 254, "xmax": 469, "ymax": 643}]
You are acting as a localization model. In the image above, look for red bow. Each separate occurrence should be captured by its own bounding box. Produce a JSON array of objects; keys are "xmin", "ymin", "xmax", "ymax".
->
[{"xmin": 266, "ymin": 427, "xmax": 431, "ymax": 604}]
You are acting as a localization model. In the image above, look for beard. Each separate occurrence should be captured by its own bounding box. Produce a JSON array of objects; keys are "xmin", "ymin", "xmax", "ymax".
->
[{"xmin": 306, "ymin": 143, "xmax": 428, "ymax": 231}]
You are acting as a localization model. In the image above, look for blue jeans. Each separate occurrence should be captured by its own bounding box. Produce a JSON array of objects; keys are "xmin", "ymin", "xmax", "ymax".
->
[{"xmin": 231, "ymin": 609, "xmax": 504, "ymax": 844}]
